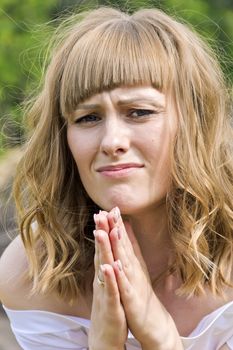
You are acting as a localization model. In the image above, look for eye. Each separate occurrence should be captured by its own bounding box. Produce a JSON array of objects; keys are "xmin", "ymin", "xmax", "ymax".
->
[
  {"xmin": 74, "ymin": 114, "xmax": 100, "ymax": 124},
  {"xmin": 129, "ymin": 109, "xmax": 156, "ymax": 118}
]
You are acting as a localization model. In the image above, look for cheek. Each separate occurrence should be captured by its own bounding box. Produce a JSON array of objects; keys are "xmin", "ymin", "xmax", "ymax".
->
[
  {"xmin": 144, "ymin": 132, "xmax": 168, "ymax": 157},
  {"xmin": 67, "ymin": 128, "xmax": 86, "ymax": 167},
  {"xmin": 146, "ymin": 132, "xmax": 173, "ymax": 179}
]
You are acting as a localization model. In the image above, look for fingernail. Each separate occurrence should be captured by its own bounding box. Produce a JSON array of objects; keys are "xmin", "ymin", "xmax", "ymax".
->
[
  {"xmin": 117, "ymin": 227, "xmax": 121, "ymax": 240},
  {"xmin": 93, "ymin": 230, "xmax": 101, "ymax": 243},
  {"xmin": 93, "ymin": 230, "xmax": 100, "ymax": 242},
  {"xmin": 94, "ymin": 214, "xmax": 99, "ymax": 226},
  {"xmin": 113, "ymin": 207, "xmax": 120, "ymax": 223},
  {"xmin": 116, "ymin": 260, "xmax": 122, "ymax": 271}
]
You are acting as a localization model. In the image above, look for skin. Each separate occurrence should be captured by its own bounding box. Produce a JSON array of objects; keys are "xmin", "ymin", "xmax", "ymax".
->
[
  {"xmin": 67, "ymin": 85, "xmax": 233, "ymax": 349},
  {"xmin": 67, "ymin": 85, "xmax": 182, "ymax": 349},
  {"xmin": 67, "ymin": 86, "xmax": 177, "ymax": 282},
  {"xmin": 67, "ymin": 85, "xmax": 176, "ymax": 215},
  {"xmin": 0, "ymin": 85, "xmax": 231, "ymax": 349},
  {"xmin": 90, "ymin": 208, "xmax": 182, "ymax": 350}
]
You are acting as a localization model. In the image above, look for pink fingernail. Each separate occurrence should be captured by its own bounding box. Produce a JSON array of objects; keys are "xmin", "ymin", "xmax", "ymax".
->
[
  {"xmin": 113, "ymin": 207, "xmax": 120, "ymax": 223},
  {"xmin": 93, "ymin": 230, "xmax": 101, "ymax": 243},
  {"xmin": 94, "ymin": 214, "xmax": 99, "ymax": 226},
  {"xmin": 117, "ymin": 227, "xmax": 121, "ymax": 240}
]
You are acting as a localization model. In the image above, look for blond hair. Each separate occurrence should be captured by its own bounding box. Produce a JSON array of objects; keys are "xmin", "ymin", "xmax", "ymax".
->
[{"xmin": 14, "ymin": 6, "xmax": 233, "ymax": 300}]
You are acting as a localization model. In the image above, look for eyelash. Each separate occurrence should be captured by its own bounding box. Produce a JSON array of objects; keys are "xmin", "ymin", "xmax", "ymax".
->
[
  {"xmin": 130, "ymin": 109, "xmax": 155, "ymax": 118},
  {"xmin": 75, "ymin": 114, "xmax": 99, "ymax": 124},
  {"xmin": 74, "ymin": 109, "xmax": 156, "ymax": 124}
]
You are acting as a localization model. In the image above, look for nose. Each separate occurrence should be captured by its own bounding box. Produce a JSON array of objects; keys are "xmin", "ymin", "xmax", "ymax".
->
[{"xmin": 100, "ymin": 117, "xmax": 130, "ymax": 157}]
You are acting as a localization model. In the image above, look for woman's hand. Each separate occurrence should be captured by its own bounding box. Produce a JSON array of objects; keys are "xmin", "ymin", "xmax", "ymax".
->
[
  {"xmin": 88, "ymin": 211, "xmax": 128, "ymax": 350},
  {"xmin": 106, "ymin": 207, "xmax": 183, "ymax": 350}
]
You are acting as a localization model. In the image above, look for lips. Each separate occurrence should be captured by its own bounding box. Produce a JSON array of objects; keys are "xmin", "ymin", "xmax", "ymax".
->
[{"xmin": 97, "ymin": 163, "xmax": 144, "ymax": 172}]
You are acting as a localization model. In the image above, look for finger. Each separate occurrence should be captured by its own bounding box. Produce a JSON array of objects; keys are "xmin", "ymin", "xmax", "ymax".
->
[
  {"xmin": 107, "ymin": 207, "xmax": 120, "ymax": 231},
  {"xmin": 107, "ymin": 208, "xmax": 133, "ymax": 247},
  {"xmin": 94, "ymin": 229, "xmax": 114, "ymax": 265},
  {"xmin": 107, "ymin": 208, "xmax": 136, "ymax": 268},
  {"xmin": 94, "ymin": 211, "xmax": 110, "ymax": 233},
  {"xmin": 101, "ymin": 264, "xmax": 121, "ymax": 304},
  {"xmin": 109, "ymin": 222, "xmax": 148, "ymax": 283},
  {"xmin": 113, "ymin": 259, "xmax": 133, "ymax": 309},
  {"xmin": 93, "ymin": 236, "xmax": 104, "ymax": 293},
  {"xmin": 99, "ymin": 210, "xmax": 109, "ymax": 217},
  {"xmin": 107, "ymin": 208, "xmax": 132, "ymax": 255},
  {"xmin": 109, "ymin": 227, "xmax": 131, "ymax": 273},
  {"xmin": 112, "ymin": 210, "xmax": 146, "ymax": 270},
  {"xmin": 94, "ymin": 231, "xmax": 100, "ymax": 271}
]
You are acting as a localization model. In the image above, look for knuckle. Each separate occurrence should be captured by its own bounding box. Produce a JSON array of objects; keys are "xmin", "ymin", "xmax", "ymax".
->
[
  {"xmin": 122, "ymin": 285, "xmax": 133, "ymax": 301},
  {"xmin": 123, "ymin": 259, "xmax": 130, "ymax": 271}
]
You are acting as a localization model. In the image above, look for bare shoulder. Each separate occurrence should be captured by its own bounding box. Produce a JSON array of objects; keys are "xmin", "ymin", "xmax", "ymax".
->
[
  {"xmin": 0, "ymin": 235, "xmax": 92, "ymax": 317},
  {"xmin": 0, "ymin": 235, "xmax": 30, "ymax": 307}
]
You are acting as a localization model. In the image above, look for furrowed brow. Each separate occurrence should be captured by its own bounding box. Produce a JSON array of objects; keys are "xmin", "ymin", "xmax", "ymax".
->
[
  {"xmin": 76, "ymin": 98, "xmax": 164, "ymax": 110},
  {"xmin": 116, "ymin": 98, "xmax": 164, "ymax": 108}
]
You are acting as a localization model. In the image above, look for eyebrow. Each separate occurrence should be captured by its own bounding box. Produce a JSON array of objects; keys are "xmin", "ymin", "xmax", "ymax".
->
[{"xmin": 76, "ymin": 98, "xmax": 165, "ymax": 110}]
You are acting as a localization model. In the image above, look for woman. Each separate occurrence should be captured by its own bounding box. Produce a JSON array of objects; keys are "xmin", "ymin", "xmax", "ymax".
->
[{"xmin": 0, "ymin": 6, "xmax": 233, "ymax": 350}]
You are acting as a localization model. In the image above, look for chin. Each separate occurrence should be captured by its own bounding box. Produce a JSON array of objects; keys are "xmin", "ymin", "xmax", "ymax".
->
[
  {"xmin": 99, "ymin": 197, "xmax": 167, "ymax": 216},
  {"xmin": 99, "ymin": 201, "xmax": 145, "ymax": 215}
]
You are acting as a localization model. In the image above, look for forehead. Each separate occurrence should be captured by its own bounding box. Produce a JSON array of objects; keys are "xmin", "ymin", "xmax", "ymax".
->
[{"xmin": 76, "ymin": 85, "xmax": 166, "ymax": 109}]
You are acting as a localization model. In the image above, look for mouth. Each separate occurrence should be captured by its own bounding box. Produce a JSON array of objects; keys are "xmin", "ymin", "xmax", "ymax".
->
[{"xmin": 96, "ymin": 163, "xmax": 144, "ymax": 178}]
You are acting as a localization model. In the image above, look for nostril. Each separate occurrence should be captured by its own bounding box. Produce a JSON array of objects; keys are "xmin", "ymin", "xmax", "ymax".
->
[
  {"xmin": 100, "ymin": 134, "xmax": 130, "ymax": 156},
  {"xmin": 101, "ymin": 147, "xmax": 127, "ymax": 157}
]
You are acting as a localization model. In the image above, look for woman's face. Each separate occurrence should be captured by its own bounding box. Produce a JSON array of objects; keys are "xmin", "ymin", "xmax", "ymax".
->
[{"xmin": 67, "ymin": 85, "xmax": 177, "ymax": 214}]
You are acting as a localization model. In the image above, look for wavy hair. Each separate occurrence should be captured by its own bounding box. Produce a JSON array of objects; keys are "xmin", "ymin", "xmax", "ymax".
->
[{"xmin": 13, "ymin": 6, "xmax": 233, "ymax": 300}]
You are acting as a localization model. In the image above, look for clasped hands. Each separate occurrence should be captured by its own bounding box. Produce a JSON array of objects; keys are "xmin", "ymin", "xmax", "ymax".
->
[{"xmin": 88, "ymin": 207, "xmax": 183, "ymax": 350}]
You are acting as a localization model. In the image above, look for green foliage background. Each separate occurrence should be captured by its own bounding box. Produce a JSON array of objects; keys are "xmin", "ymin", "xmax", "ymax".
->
[{"xmin": 0, "ymin": 0, "xmax": 232, "ymax": 154}]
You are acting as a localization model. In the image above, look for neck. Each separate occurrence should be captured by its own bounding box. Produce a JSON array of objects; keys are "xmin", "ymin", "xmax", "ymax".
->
[{"xmin": 123, "ymin": 203, "xmax": 175, "ymax": 282}]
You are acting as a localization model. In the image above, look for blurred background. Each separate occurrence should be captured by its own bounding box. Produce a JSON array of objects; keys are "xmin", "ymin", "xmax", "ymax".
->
[{"xmin": 0, "ymin": 0, "xmax": 232, "ymax": 348}]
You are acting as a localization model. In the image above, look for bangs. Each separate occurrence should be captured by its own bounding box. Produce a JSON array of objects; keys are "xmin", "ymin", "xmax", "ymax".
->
[{"xmin": 60, "ymin": 17, "xmax": 172, "ymax": 116}]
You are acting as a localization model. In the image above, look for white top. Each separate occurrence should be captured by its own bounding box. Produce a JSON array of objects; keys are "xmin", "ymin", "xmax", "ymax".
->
[{"xmin": 3, "ymin": 301, "xmax": 233, "ymax": 350}]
